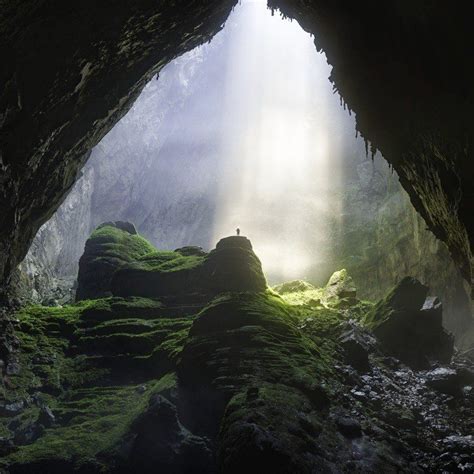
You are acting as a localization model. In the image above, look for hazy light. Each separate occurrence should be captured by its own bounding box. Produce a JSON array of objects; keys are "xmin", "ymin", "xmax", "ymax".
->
[
  {"xmin": 59, "ymin": 1, "xmax": 366, "ymax": 286},
  {"xmin": 211, "ymin": 2, "xmax": 349, "ymax": 283}
]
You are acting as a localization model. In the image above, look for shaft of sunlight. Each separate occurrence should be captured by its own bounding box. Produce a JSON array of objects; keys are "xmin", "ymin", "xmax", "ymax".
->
[{"xmin": 212, "ymin": 1, "xmax": 346, "ymax": 283}]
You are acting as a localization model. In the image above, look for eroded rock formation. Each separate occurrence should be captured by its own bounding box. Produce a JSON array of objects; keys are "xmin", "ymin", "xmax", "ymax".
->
[
  {"xmin": 0, "ymin": 0, "xmax": 237, "ymax": 288},
  {"xmin": 269, "ymin": 0, "xmax": 474, "ymax": 285},
  {"xmin": 1, "ymin": 232, "xmax": 473, "ymax": 472}
]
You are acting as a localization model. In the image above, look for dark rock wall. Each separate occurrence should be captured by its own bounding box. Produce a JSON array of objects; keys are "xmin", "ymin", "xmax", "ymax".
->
[
  {"xmin": 328, "ymin": 153, "xmax": 473, "ymax": 338},
  {"xmin": 269, "ymin": 0, "xmax": 474, "ymax": 285},
  {"xmin": 0, "ymin": 0, "xmax": 238, "ymax": 288}
]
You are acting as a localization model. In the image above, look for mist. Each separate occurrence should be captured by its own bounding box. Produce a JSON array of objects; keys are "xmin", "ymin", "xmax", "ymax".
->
[{"xmin": 49, "ymin": 0, "xmax": 369, "ymax": 284}]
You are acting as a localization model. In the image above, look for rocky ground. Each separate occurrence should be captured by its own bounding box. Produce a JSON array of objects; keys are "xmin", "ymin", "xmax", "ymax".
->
[{"xmin": 0, "ymin": 223, "xmax": 473, "ymax": 473}]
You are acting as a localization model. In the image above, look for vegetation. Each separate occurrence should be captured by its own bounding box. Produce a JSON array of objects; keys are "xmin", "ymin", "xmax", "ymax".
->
[
  {"xmin": 127, "ymin": 250, "xmax": 205, "ymax": 273},
  {"xmin": 2, "ymin": 228, "xmax": 379, "ymax": 472},
  {"xmin": 76, "ymin": 225, "xmax": 157, "ymax": 300}
]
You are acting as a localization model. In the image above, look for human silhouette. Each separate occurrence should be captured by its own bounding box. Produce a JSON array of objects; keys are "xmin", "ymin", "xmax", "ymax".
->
[{"xmin": 236, "ymin": 227, "xmax": 240, "ymax": 236}]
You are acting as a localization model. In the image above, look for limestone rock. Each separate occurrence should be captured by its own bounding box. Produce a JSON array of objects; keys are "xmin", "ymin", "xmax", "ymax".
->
[
  {"xmin": 128, "ymin": 394, "xmax": 212, "ymax": 473},
  {"xmin": 364, "ymin": 277, "xmax": 454, "ymax": 369},
  {"xmin": 111, "ymin": 236, "xmax": 266, "ymax": 298},
  {"xmin": 323, "ymin": 269, "xmax": 358, "ymax": 307},
  {"xmin": 273, "ymin": 280, "xmax": 315, "ymax": 295},
  {"xmin": 97, "ymin": 221, "xmax": 137, "ymax": 235},
  {"xmin": 339, "ymin": 322, "xmax": 374, "ymax": 373},
  {"xmin": 202, "ymin": 236, "xmax": 266, "ymax": 294},
  {"xmin": 76, "ymin": 223, "xmax": 156, "ymax": 300}
]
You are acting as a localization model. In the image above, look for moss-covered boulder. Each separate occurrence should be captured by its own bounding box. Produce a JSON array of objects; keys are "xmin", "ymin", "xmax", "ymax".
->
[
  {"xmin": 76, "ymin": 223, "xmax": 156, "ymax": 301},
  {"xmin": 111, "ymin": 236, "xmax": 266, "ymax": 298},
  {"xmin": 177, "ymin": 292, "xmax": 332, "ymax": 472},
  {"xmin": 322, "ymin": 269, "xmax": 358, "ymax": 308},
  {"xmin": 202, "ymin": 236, "xmax": 266, "ymax": 294},
  {"xmin": 363, "ymin": 277, "xmax": 454, "ymax": 368}
]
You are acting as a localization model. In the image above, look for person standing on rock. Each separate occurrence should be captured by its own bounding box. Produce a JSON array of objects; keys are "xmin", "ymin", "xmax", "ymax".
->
[{"xmin": 236, "ymin": 227, "xmax": 240, "ymax": 236}]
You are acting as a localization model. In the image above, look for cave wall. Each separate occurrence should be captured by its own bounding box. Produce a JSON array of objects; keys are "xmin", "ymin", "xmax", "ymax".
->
[
  {"xmin": 328, "ymin": 154, "xmax": 472, "ymax": 339},
  {"xmin": 269, "ymin": 0, "xmax": 474, "ymax": 286},
  {"xmin": 1, "ymin": 0, "xmax": 474, "ymax": 302},
  {"xmin": 0, "ymin": 0, "xmax": 238, "ymax": 292}
]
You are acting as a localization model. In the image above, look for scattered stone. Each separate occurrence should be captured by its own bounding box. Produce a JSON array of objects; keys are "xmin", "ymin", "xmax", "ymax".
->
[
  {"xmin": 323, "ymin": 269, "xmax": 358, "ymax": 306},
  {"xmin": 0, "ymin": 437, "xmax": 16, "ymax": 456},
  {"xmin": 442, "ymin": 435, "xmax": 474, "ymax": 454},
  {"xmin": 425, "ymin": 367, "xmax": 463, "ymax": 396},
  {"xmin": 6, "ymin": 358, "xmax": 20, "ymax": 375}
]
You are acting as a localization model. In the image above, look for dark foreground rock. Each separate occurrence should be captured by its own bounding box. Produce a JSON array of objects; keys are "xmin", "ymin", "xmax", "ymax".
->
[
  {"xmin": 2, "ymin": 239, "xmax": 473, "ymax": 474},
  {"xmin": 364, "ymin": 277, "xmax": 454, "ymax": 368}
]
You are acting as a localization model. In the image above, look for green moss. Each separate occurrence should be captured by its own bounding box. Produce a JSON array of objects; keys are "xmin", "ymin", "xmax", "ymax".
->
[
  {"xmin": 274, "ymin": 283, "xmax": 325, "ymax": 306},
  {"xmin": 87, "ymin": 225, "xmax": 156, "ymax": 263},
  {"xmin": 128, "ymin": 250, "xmax": 205, "ymax": 273},
  {"xmin": 179, "ymin": 291, "xmax": 335, "ymax": 403},
  {"xmin": 5, "ymin": 374, "xmax": 177, "ymax": 469},
  {"xmin": 77, "ymin": 225, "xmax": 157, "ymax": 300}
]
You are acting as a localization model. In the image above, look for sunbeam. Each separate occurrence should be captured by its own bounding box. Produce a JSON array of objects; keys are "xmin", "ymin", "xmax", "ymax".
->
[{"xmin": 211, "ymin": 1, "xmax": 352, "ymax": 283}]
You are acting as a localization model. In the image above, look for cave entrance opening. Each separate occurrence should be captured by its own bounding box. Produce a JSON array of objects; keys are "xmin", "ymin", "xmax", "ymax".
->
[{"xmin": 23, "ymin": 0, "xmax": 472, "ymax": 337}]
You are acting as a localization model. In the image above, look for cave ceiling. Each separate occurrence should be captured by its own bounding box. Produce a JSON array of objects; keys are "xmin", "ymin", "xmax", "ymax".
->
[{"xmin": 1, "ymin": 0, "xmax": 473, "ymax": 290}]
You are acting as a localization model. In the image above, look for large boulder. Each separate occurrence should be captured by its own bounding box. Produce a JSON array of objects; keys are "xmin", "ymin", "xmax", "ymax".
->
[
  {"xmin": 322, "ymin": 269, "xmax": 358, "ymax": 308},
  {"xmin": 364, "ymin": 277, "xmax": 454, "ymax": 368},
  {"xmin": 76, "ymin": 223, "xmax": 156, "ymax": 301},
  {"xmin": 111, "ymin": 236, "xmax": 266, "ymax": 298}
]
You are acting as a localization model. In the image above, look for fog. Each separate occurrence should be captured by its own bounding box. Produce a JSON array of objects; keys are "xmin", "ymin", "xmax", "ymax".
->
[{"xmin": 32, "ymin": 0, "xmax": 373, "ymax": 284}]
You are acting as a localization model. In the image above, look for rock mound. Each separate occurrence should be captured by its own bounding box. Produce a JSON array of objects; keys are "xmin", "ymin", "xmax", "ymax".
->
[
  {"xmin": 111, "ymin": 236, "xmax": 266, "ymax": 298},
  {"xmin": 97, "ymin": 221, "xmax": 137, "ymax": 235},
  {"xmin": 215, "ymin": 235, "xmax": 253, "ymax": 251},
  {"xmin": 174, "ymin": 246, "xmax": 207, "ymax": 257},
  {"xmin": 364, "ymin": 276, "xmax": 454, "ymax": 368},
  {"xmin": 202, "ymin": 237, "xmax": 266, "ymax": 294},
  {"xmin": 76, "ymin": 223, "xmax": 156, "ymax": 301},
  {"xmin": 273, "ymin": 280, "xmax": 315, "ymax": 295}
]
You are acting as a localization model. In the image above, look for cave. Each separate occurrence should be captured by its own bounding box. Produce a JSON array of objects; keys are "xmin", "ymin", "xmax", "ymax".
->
[{"xmin": 1, "ymin": 1, "xmax": 474, "ymax": 472}]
